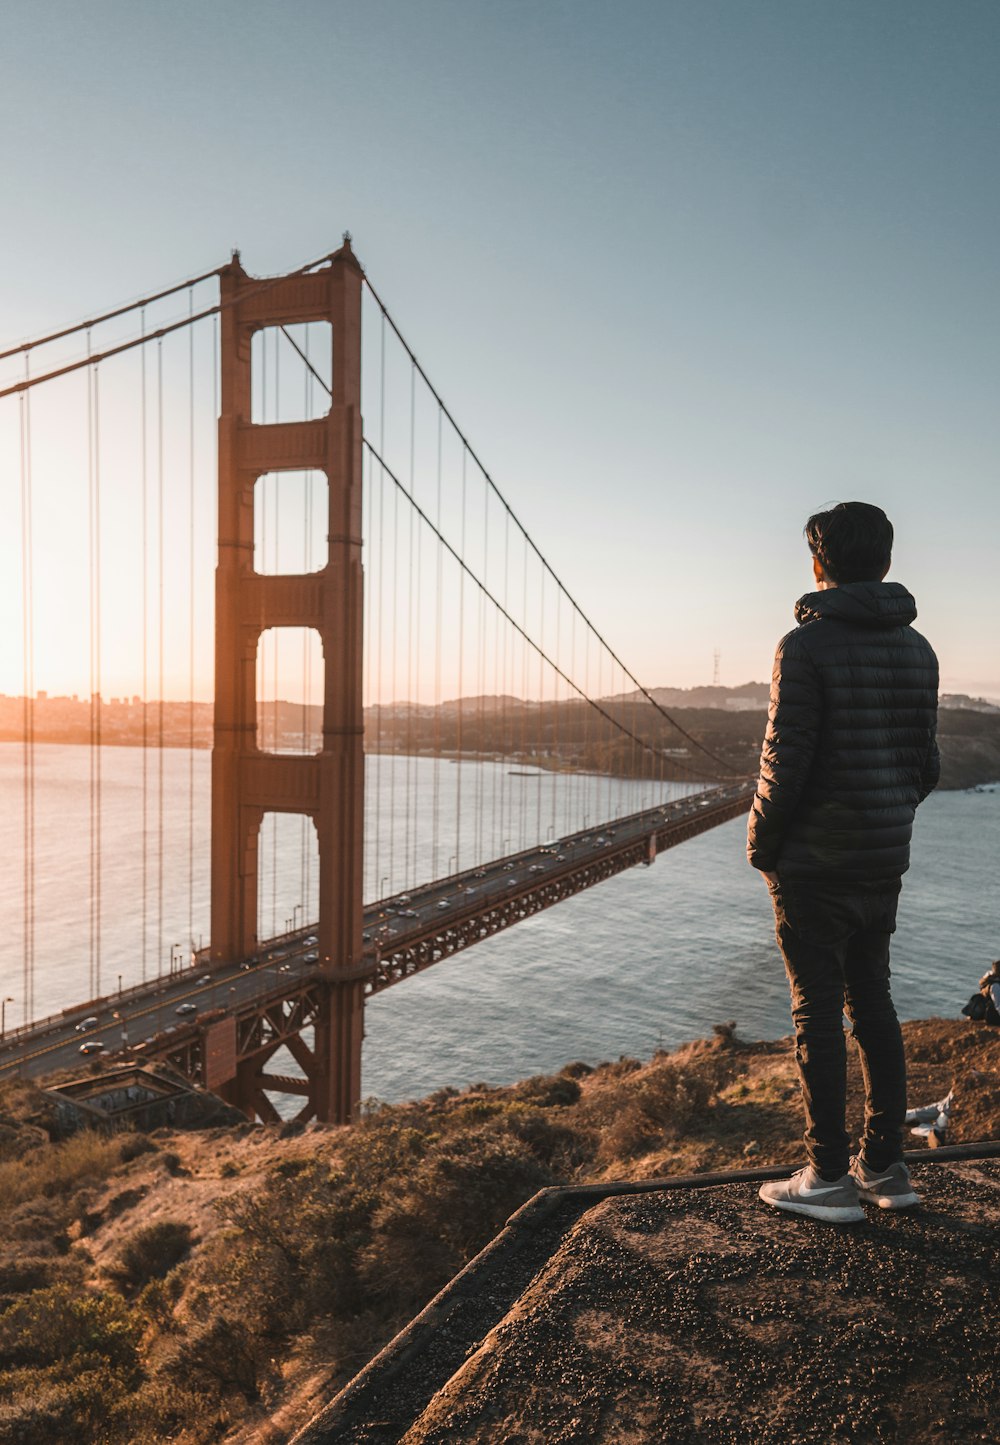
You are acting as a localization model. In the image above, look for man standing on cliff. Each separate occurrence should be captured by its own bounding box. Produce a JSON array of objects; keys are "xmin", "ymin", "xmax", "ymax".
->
[{"xmin": 749, "ymin": 501, "xmax": 939, "ymax": 1223}]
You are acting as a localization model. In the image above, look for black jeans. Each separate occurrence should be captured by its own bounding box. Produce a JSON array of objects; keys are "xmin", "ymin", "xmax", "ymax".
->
[{"xmin": 768, "ymin": 877, "xmax": 907, "ymax": 1179}]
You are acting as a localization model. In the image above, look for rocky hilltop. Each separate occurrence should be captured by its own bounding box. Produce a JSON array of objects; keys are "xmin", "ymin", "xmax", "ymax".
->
[{"xmin": 0, "ymin": 1016, "xmax": 997, "ymax": 1441}]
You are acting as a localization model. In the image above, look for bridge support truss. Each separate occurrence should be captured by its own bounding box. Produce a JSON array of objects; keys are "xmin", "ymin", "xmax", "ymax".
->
[{"xmin": 211, "ymin": 241, "xmax": 366, "ymax": 1125}]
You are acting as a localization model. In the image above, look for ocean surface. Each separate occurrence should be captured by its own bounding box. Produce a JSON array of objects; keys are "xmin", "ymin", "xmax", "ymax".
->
[{"xmin": 1, "ymin": 744, "xmax": 996, "ymax": 1104}]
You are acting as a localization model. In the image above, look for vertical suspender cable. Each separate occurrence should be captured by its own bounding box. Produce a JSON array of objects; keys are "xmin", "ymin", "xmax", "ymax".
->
[
  {"xmin": 553, "ymin": 589, "xmax": 560, "ymax": 843},
  {"xmin": 454, "ymin": 447, "xmax": 467, "ymax": 873},
  {"xmin": 304, "ymin": 324, "xmax": 313, "ymax": 920},
  {"xmin": 141, "ymin": 312, "xmax": 149, "ymax": 981},
  {"xmin": 490, "ymin": 502, "xmax": 501, "ymax": 860},
  {"xmin": 406, "ymin": 363, "xmax": 416, "ymax": 887},
  {"xmin": 373, "ymin": 316, "xmax": 385, "ymax": 901},
  {"xmin": 387, "ymin": 361, "xmax": 398, "ymax": 895},
  {"xmin": 272, "ymin": 335, "xmax": 280, "ymax": 935},
  {"xmin": 93, "ymin": 364, "xmax": 102, "ymax": 997},
  {"xmin": 211, "ymin": 311, "xmax": 219, "ymax": 950},
  {"xmin": 361, "ymin": 442, "xmax": 371, "ymax": 902},
  {"xmin": 411, "ymin": 375, "xmax": 423, "ymax": 888},
  {"xmin": 188, "ymin": 290, "xmax": 196, "ymax": 960},
  {"xmin": 157, "ymin": 338, "xmax": 165, "ymax": 976},
  {"xmin": 432, "ymin": 407, "xmax": 442, "ymax": 879},
  {"xmin": 477, "ymin": 488, "xmax": 488, "ymax": 862},
  {"xmin": 519, "ymin": 532, "xmax": 528, "ymax": 850},
  {"xmin": 19, "ymin": 362, "xmax": 35, "ymax": 1025},
  {"xmin": 257, "ymin": 334, "xmax": 267, "ymax": 940},
  {"xmin": 501, "ymin": 508, "xmax": 510, "ymax": 856},
  {"xmin": 536, "ymin": 567, "xmax": 544, "ymax": 843},
  {"xmin": 86, "ymin": 333, "xmax": 99, "ymax": 1000}
]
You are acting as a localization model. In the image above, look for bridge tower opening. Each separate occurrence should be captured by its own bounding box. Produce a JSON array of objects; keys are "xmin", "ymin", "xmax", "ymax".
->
[{"xmin": 210, "ymin": 240, "xmax": 366, "ymax": 1124}]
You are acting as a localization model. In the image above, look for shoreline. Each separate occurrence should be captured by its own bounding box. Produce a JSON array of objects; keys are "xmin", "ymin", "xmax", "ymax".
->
[{"xmin": 1, "ymin": 736, "xmax": 997, "ymax": 792}]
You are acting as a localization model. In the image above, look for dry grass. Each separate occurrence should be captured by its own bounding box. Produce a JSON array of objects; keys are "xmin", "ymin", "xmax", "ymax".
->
[{"xmin": 0, "ymin": 1130, "xmax": 131, "ymax": 1212}]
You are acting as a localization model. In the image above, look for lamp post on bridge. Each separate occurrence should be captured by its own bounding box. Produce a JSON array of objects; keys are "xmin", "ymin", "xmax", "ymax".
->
[{"xmin": 0, "ymin": 997, "xmax": 13, "ymax": 1042}]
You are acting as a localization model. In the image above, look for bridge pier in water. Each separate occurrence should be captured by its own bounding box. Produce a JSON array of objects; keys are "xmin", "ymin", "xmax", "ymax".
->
[{"xmin": 210, "ymin": 240, "xmax": 366, "ymax": 1125}]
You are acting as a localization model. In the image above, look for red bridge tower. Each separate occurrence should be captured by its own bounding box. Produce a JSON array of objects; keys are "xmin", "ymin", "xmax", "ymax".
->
[{"xmin": 210, "ymin": 240, "xmax": 365, "ymax": 1124}]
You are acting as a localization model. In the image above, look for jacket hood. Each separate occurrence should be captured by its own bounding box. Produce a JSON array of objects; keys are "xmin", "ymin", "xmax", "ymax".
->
[{"xmin": 793, "ymin": 580, "xmax": 918, "ymax": 629}]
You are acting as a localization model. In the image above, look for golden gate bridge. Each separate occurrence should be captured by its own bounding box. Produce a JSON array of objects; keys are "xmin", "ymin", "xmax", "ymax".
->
[{"xmin": 0, "ymin": 237, "xmax": 753, "ymax": 1122}]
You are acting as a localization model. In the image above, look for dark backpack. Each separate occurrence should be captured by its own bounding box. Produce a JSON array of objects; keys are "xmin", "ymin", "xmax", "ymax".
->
[{"xmin": 962, "ymin": 992, "xmax": 989, "ymax": 1021}]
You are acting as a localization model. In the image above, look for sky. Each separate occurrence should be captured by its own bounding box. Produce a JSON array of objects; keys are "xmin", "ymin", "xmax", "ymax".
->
[{"xmin": 0, "ymin": 0, "xmax": 998, "ymax": 702}]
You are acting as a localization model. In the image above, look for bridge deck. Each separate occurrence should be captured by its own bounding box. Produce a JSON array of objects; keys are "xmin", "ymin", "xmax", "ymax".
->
[{"xmin": 0, "ymin": 782, "xmax": 753, "ymax": 1086}]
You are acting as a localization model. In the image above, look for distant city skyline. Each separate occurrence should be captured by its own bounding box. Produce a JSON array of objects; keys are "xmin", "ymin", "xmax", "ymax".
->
[{"xmin": 1, "ymin": 2, "xmax": 997, "ymax": 702}]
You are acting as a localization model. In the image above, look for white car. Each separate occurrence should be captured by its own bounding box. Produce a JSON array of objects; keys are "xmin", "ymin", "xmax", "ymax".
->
[
  {"xmin": 79, "ymin": 1040, "xmax": 105, "ymax": 1055},
  {"xmin": 175, "ymin": 1002, "xmax": 198, "ymax": 1016}
]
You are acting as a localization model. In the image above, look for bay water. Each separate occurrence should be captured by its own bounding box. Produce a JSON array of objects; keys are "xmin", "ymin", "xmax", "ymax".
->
[{"xmin": 0, "ymin": 744, "xmax": 995, "ymax": 1104}]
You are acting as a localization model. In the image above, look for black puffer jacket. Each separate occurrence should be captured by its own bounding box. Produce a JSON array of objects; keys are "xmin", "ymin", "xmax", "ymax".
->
[{"xmin": 747, "ymin": 581, "xmax": 939, "ymax": 884}]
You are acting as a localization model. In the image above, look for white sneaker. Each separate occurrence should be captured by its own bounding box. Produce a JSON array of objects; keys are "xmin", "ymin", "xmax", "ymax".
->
[
  {"xmin": 850, "ymin": 1156, "xmax": 921, "ymax": 1209},
  {"xmin": 758, "ymin": 1165, "xmax": 865, "ymax": 1223}
]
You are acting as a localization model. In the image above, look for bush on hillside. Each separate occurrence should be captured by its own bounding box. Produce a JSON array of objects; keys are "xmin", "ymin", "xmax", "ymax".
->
[
  {"xmin": 0, "ymin": 1364, "xmax": 129, "ymax": 1445},
  {"xmin": 0, "ymin": 1282, "xmax": 142, "ymax": 1376},
  {"xmin": 106, "ymin": 1219, "xmax": 194, "ymax": 1292},
  {"xmin": 158, "ymin": 1313, "xmax": 261, "ymax": 1400}
]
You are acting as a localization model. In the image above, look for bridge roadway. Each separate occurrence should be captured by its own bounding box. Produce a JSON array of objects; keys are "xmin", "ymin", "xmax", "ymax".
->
[{"xmin": 0, "ymin": 781, "xmax": 754, "ymax": 1087}]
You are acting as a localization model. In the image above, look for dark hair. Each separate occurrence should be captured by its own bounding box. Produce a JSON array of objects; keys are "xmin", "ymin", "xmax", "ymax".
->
[{"xmin": 804, "ymin": 501, "xmax": 893, "ymax": 584}]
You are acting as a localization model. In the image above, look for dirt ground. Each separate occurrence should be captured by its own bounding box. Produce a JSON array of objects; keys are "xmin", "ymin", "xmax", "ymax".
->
[
  {"xmin": 6, "ymin": 1016, "xmax": 1000, "ymax": 1442},
  {"xmin": 399, "ymin": 1157, "xmax": 1000, "ymax": 1445}
]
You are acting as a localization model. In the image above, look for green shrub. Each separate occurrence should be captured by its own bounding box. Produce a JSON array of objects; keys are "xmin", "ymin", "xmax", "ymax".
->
[
  {"xmin": 0, "ymin": 1364, "xmax": 129, "ymax": 1444},
  {"xmin": 0, "ymin": 1283, "xmax": 142, "ymax": 1377},
  {"xmin": 511, "ymin": 1073, "xmax": 582, "ymax": 1108},
  {"xmin": 357, "ymin": 1124, "xmax": 555, "ymax": 1310},
  {"xmin": 0, "ymin": 1254, "xmax": 58, "ymax": 1295},
  {"xmin": 107, "ymin": 1220, "xmax": 194, "ymax": 1292},
  {"xmin": 118, "ymin": 1131, "xmax": 157, "ymax": 1163},
  {"xmin": 158, "ymin": 1313, "xmax": 260, "ymax": 1400}
]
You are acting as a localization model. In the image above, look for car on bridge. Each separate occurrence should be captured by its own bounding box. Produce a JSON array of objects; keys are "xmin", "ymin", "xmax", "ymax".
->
[
  {"xmin": 175, "ymin": 1002, "xmax": 198, "ymax": 1016},
  {"xmin": 75, "ymin": 1016, "xmax": 100, "ymax": 1032},
  {"xmin": 78, "ymin": 1040, "xmax": 105, "ymax": 1055}
]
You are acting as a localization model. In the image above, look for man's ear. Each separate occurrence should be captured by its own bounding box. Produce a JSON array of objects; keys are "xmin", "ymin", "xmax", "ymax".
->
[{"xmin": 811, "ymin": 554, "xmax": 827, "ymax": 588}]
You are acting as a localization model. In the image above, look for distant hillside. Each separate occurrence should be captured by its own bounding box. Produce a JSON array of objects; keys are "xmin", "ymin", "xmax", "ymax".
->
[
  {"xmin": 940, "ymin": 693, "xmax": 1000, "ymax": 713},
  {"xmin": 612, "ymin": 682, "xmax": 771, "ymax": 711}
]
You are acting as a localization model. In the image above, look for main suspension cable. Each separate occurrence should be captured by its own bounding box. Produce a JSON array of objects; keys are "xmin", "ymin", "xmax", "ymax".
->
[
  {"xmin": 283, "ymin": 304, "xmax": 739, "ymax": 780},
  {"xmin": 0, "ymin": 247, "xmax": 341, "ymax": 401},
  {"xmin": 364, "ymin": 438, "xmax": 746, "ymax": 782},
  {"xmin": 0, "ymin": 267, "xmax": 221, "ymax": 363}
]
